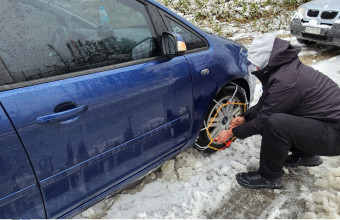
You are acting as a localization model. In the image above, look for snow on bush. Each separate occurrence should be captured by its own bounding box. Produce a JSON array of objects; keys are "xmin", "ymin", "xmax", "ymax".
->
[{"xmin": 156, "ymin": 0, "xmax": 310, "ymax": 38}]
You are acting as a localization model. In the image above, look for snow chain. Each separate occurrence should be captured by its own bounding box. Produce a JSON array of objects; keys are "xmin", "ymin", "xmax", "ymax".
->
[
  {"xmin": 206, "ymin": 102, "xmax": 247, "ymax": 151},
  {"xmin": 195, "ymin": 83, "xmax": 249, "ymax": 151}
]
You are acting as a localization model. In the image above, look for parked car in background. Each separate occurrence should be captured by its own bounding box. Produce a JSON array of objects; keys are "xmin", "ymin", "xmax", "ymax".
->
[
  {"xmin": 290, "ymin": 0, "xmax": 340, "ymax": 46},
  {"xmin": 0, "ymin": 0, "xmax": 255, "ymax": 218}
]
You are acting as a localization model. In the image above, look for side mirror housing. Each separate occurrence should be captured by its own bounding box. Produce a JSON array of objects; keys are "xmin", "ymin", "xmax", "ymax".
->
[{"xmin": 161, "ymin": 32, "xmax": 187, "ymax": 56}]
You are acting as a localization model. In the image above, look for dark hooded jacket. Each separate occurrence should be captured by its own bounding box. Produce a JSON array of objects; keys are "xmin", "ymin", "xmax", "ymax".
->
[{"xmin": 233, "ymin": 38, "xmax": 340, "ymax": 139}]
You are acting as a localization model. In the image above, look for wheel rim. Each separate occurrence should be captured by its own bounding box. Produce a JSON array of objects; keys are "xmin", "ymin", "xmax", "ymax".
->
[{"xmin": 205, "ymin": 96, "xmax": 242, "ymax": 144}]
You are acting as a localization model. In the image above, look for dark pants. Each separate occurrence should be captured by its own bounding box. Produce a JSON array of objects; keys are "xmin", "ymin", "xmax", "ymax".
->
[{"xmin": 259, "ymin": 113, "xmax": 340, "ymax": 180}]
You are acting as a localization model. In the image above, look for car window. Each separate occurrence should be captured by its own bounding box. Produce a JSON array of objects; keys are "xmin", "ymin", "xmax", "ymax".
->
[
  {"xmin": 0, "ymin": 0, "xmax": 160, "ymax": 85},
  {"xmin": 164, "ymin": 17, "xmax": 207, "ymax": 51}
]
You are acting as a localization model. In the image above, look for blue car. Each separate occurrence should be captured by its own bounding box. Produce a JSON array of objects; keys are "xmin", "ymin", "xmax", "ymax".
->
[{"xmin": 0, "ymin": 0, "xmax": 255, "ymax": 218}]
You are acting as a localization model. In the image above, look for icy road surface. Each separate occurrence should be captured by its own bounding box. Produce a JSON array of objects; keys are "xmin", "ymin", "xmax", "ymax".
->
[{"xmin": 75, "ymin": 39, "xmax": 340, "ymax": 219}]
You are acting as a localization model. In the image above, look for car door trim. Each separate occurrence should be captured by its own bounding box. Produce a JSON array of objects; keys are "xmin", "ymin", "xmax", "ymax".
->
[
  {"xmin": 39, "ymin": 113, "xmax": 189, "ymax": 187},
  {"xmin": 0, "ymin": 184, "xmax": 36, "ymax": 208}
]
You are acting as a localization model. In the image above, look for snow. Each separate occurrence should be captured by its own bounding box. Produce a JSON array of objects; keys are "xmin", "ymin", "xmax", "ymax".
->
[
  {"xmin": 313, "ymin": 56, "xmax": 340, "ymax": 81},
  {"xmin": 156, "ymin": 0, "xmax": 304, "ymax": 39},
  {"xmin": 300, "ymin": 163, "xmax": 340, "ymax": 218},
  {"xmin": 299, "ymin": 50, "xmax": 319, "ymax": 57}
]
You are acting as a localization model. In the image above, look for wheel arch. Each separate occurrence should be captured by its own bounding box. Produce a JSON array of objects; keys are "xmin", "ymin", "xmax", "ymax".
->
[
  {"xmin": 203, "ymin": 77, "xmax": 250, "ymax": 124},
  {"xmin": 216, "ymin": 77, "xmax": 250, "ymax": 103},
  {"xmin": 230, "ymin": 78, "xmax": 250, "ymax": 101}
]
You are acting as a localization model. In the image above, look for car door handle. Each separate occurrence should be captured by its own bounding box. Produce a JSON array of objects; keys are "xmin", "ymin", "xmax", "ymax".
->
[
  {"xmin": 201, "ymin": 69, "xmax": 209, "ymax": 76},
  {"xmin": 36, "ymin": 105, "xmax": 88, "ymax": 125}
]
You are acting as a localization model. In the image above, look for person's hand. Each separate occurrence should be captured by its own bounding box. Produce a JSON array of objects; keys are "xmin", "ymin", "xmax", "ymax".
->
[
  {"xmin": 214, "ymin": 129, "xmax": 233, "ymax": 144},
  {"xmin": 229, "ymin": 116, "xmax": 245, "ymax": 129}
]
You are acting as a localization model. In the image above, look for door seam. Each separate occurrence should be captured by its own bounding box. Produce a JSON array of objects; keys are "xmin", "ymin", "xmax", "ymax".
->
[{"xmin": 0, "ymin": 102, "xmax": 48, "ymax": 218}]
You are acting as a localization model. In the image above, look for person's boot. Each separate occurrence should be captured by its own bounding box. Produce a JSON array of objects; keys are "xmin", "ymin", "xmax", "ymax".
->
[
  {"xmin": 283, "ymin": 155, "xmax": 323, "ymax": 167},
  {"xmin": 236, "ymin": 171, "xmax": 283, "ymax": 189}
]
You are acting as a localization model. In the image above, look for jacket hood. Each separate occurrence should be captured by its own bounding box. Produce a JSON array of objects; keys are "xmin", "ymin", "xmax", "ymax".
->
[
  {"xmin": 247, "ymin": 33, "xmax": 276, "ymax": 69},
  {"xmin": 269, "ymin": 38, "xmax": 301, "ymax": 67},
  {"xmin": 251, "ymin": 37, "xmax": 301, "ymax": 83}
]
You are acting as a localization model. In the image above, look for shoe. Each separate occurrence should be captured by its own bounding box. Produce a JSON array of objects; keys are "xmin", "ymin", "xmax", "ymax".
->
[
  {"xmin": 283, "ymin": 155, "xmax": 323, "ymax": 167},
  {"xmin": 236, "ymin": 171, "xmax": 283, "ymax": 189}
]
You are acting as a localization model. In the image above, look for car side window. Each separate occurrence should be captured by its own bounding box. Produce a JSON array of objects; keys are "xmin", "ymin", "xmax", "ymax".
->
[
  {"xmin": 163, "ymin": 17, "xmax": 207, "ymax": 51},
  {"xmin": 0, "ymin": 0, "xmax": 160, "ymax": 86}
]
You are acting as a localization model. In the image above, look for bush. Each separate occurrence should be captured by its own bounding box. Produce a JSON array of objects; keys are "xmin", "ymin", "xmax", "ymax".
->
[{"xmin": 156, "ymin": 0, "xmax": 312, "ymax": 37}]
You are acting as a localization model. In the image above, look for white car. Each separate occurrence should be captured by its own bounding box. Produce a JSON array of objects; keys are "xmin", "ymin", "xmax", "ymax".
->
[{"xmin": 290, "ymin": 0, "xmax": 340, "ymax": 46}]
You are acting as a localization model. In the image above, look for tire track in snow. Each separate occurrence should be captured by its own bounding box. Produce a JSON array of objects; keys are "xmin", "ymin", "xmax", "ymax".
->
[{"xmin": 209, "ymin": 167, "xmax": 314, "ymax": 219}]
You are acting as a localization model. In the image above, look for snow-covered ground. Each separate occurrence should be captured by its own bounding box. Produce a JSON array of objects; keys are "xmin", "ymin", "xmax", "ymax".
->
[{"xmin": 74, "ymin": 37, "xmax": 340, "ymax": 218}]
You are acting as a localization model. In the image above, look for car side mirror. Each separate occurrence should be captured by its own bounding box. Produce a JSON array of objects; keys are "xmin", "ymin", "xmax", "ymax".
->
[{"xmin": 161, "ymin": 32, "xmax": 187, "ymax": 56}]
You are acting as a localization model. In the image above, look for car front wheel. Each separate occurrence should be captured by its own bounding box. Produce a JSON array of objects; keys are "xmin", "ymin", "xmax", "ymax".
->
[{"xmin": 195, "ymin": 84, "xmax": 247, "ymax": 153}]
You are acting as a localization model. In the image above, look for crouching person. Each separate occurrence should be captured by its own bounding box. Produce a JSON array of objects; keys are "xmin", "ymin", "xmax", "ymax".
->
[{"xmin": 215, "ymin": 33, "xmax": 340, "ymax": 189}]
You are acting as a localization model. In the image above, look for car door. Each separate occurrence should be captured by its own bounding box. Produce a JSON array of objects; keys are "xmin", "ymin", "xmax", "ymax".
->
[
  {"xmin": 0, "ymin": 105, "xmax": 45, "ymax": 218},
  {"xmin": 0, "ymin": 0, "xmax": 192, "ymax": 218}
]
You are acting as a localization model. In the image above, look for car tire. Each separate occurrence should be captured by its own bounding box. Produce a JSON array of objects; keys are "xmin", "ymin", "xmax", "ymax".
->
[{"xmin": 195, "ymin": 84, "xmax": 247, "ymax": 153}]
